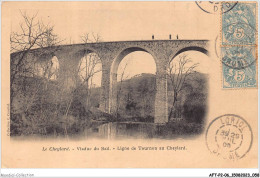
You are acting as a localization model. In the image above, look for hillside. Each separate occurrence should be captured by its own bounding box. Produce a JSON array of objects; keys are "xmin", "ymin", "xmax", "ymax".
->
[
  {"xmin": 11, "ymin": 72, "xmax": 208, "ymax": 136},
  {"xmin": 89, "ymin": 72, "xmax": 208, "ymax": 123}
]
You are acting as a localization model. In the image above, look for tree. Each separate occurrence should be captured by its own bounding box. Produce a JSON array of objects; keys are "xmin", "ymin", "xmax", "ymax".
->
[
  {"xmin": 79, "ymin": 32, "xmax": 102, "ymax": 109},
  {"xmin": 167, "ymin": 54, "xmax": 199, "ymax": 119},
  {"xmin": 80, "ymin": 32, "xmax": 102, "ymax": 43},
  {"xmin": 77, "ymin": 52, "xmax": 102, "ymax": 108},
  {"xmin": 10, "ymin": 11, "xmax": 62, "ymax": 103},
  {"xmin": 10, "ymin": 11, "xmax": 67, "ymax": 136},
  {"xmin": 10, "ymin": 11, "xmax": 61, "ymax": 52}
]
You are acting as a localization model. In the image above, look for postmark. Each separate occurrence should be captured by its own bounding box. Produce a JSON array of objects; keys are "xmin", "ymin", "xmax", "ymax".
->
[
  {"xmin": 215, "ymin": 35, "xmax": 220, "ymax": 58},
  {"xmin": 221, "ymin": 46, "xmax": 257, "ymax": 88},
  {"xmin": 221, "ymin": 2, "xmax": 256, "ymax": 45},
  {"xmin": 206, "ymin": 114, "xmax": 253, "ymax": 160},
  {"xmin": 221, "ymin": 46, "xmax": 256, "ymax": 69},
  {"xmin": 195, "ymin": 1, "xmax": 238, "ymax": 14}
]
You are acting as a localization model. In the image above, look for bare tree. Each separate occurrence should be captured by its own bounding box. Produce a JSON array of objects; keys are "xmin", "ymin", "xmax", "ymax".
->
[
  {"xmin": 79, "ymin": 32, "xmax": 103, "ymax": 108},
  {"xmin": 10, "ymin": 11, "xmax": 62, "ymax": 102},
  {"xmin": 9, "ymin": 11, "xmax": 66, "ymax": 136},
  {"xmin": 167, "ymin": 54, "xmax": 199, "ymax": 119},
  {"xmin": 10, "ymin": 12, "xmax": 105, "ymax": 137},
  {"xmin": 80, "ymin": 32, "xmax": 102, "ymax": 43},
  {"xmin": 78, "ymin": 52, "xmax": 102, "ymax": 108},
  {"xmin": 10, "ymin": 11, "xmax": 62, "ymax": 52}
]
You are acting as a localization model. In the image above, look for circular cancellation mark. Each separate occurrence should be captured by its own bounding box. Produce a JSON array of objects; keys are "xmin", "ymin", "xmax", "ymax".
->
[
  {"xmin": 206, "ymin": 114, "xmax": 253, "ymax": 160},
  {"xmin": 195, "ymin": 1, "xmax": 238, "ymax": 14}
]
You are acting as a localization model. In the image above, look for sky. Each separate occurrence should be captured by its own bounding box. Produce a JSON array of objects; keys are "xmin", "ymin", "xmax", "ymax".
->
[
  {"xmin": 11, "ymin": 2, "xmax": 216, "ymax": 43},
  {"xmin": 10, "ymin": 2, "xmax": 215, "ymax": 86},
  {"xmin": 117, "ymin": 51, "xmax": 209, "ymax": 81}
]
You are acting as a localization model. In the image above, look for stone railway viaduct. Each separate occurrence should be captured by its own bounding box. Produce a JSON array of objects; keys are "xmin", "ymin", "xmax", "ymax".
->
[{"xmin": 11, "ymin": 40, "xmax": 209, "ymax": 124}]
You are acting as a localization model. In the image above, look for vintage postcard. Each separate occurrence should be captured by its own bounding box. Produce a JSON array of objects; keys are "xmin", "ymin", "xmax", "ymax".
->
[{"xmin": 1, "ymin": 1, "xmax": 259, "ymax": 170}]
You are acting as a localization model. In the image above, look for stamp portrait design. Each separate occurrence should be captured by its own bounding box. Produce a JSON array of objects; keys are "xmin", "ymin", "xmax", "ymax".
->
[
  {"xmin": 221, "ymin": 46, "xmax": 256, "ymax": 88},
  {"xmin": 222, "ymin": 2, "xmax": 256, "ymax": 45}
]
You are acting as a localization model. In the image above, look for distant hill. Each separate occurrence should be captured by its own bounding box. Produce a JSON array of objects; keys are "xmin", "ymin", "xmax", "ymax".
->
[{"xmin": 89, "ymin": 72, "xmax": 208, "ymax": 123}]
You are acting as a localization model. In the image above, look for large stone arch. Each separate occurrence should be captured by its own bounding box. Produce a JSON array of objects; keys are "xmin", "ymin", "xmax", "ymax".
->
[
  {"xmin": 77, "ymin": 49, "xmax": 102, "ymax": 80},
  {"xmin": 54, "ymin": 48, "xmax": 101, "ymax": 90},
  {"xmin": 109, "ymin": 46, "xmax": 158, "ymax": 115},
  {"xmin": 169, "ymin": 46, "xmax": 209, "ymax": 64}
]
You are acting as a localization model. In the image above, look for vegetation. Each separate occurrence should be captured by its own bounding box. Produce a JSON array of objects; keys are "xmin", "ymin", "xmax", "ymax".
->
[
  {"xmin": 11, "ymin": 71, "xmax": 207, "ymax": 136},
  {"xmin": 10, "ymin": 11, "xmax": 208, "ymax": 138}
]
